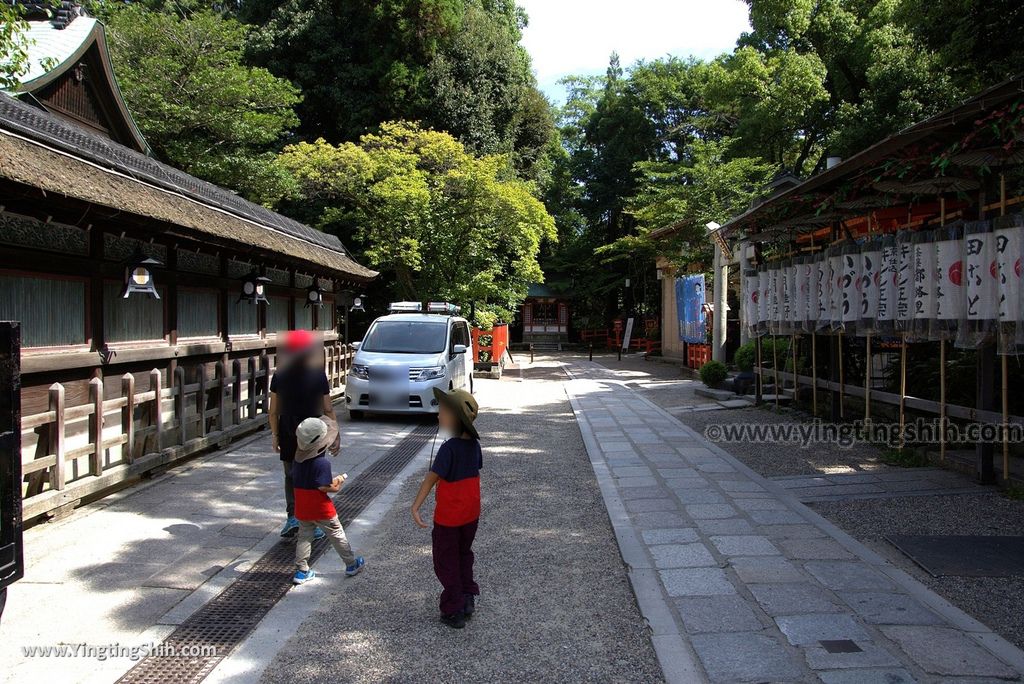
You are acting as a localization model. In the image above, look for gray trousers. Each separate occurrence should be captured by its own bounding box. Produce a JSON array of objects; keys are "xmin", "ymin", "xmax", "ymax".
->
[
  {"xmin": 295, "ymin": 516, "xmax": 356, "ymax": 571},
  {"xmin": 283, "ymin": 461, "xmax": 294, "ymax": 517}
]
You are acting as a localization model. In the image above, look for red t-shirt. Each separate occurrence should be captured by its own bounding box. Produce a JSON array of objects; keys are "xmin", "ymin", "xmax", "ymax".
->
[{"xmin": 431, "ymin": 438, "xmax": 482, "ymax": 527}]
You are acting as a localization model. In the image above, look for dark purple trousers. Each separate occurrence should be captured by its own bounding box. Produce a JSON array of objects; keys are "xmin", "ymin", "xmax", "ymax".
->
[{"xmin": 432, "ymin": 519, "xmax": 479, "ymax": 616}]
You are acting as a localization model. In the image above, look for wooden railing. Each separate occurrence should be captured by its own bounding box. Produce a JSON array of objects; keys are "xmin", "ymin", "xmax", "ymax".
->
[{"xmin": 20, "ymin": 343, "xmax": 353, "ymax": 520}]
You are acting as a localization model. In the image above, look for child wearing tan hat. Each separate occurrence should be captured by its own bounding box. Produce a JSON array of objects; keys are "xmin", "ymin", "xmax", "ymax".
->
[
  {"xmin": 291, "ymin": 415, "xmax": 364, "ymax": 584},
  {"xmin": 411, "ymin": 388, "xmax": 482, "ymax": 629}
]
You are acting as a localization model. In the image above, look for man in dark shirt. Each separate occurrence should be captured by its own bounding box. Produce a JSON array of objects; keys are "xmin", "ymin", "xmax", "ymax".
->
[{"xmin": 269, "ymin": 330, "xmax": 335, "ymax": 537}]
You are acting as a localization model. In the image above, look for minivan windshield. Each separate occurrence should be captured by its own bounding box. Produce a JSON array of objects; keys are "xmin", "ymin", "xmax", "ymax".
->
[{"xmin": 360, "ymin": 320, "xmax": 448, "ymax": 354}]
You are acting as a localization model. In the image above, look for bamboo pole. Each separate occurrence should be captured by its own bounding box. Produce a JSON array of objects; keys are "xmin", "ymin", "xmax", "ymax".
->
[
  {"xmin": 772, "ymin": 335, "xmax": 780, "ymax": 409},
  {"xmin": 940, "ymin": 339, "xmax": 947, "ymax": 462},
  {"xmin": 864, "ymin": 335, "xmax": 872, "ymax": 425},
  {"xmin": 756, "ymin": 336, "xmax": 763, "ymax": 402},
  {"xmin": 838, "ymin": 332, "xmax": 845, "ymax": 419},
  {"xmin": 792, "ymin": 334, "xmax": 798, "ymax": 401},
  {"xmin": 1000, "ymin": 172, "xmax": 1009, "ymax": 480},
  {"xmin": 940, "ymin": 196, "xmax": 947, "ymax": 462},
  {"xmin": 811, "ymin": 332, "xmax": 818, "ymax": 416},
  {"xmin": 1002, "ymin": 354, "xmax": 1010, "ymax": 481},
  {"xmin": 899, "ymin": 335, "xmax": 907, "ymax": 449}
]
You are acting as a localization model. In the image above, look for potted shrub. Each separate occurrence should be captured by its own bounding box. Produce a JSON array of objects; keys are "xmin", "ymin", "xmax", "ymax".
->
[
  {"xmin": 699, "ymin": 359, "xmax": 728, "ymax": 388},
  {"xmin": 733, "ymin": 341, "xmax": 756, "ymax": 394}
]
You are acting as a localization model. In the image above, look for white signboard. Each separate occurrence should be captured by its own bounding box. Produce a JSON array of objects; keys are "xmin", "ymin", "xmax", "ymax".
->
[
  {"xmin": 995, "ymin": 223, "xmax": 1023, "ymax": 323},
  {"xmin": 840, "ymin": 250, "xmax": 860, "ymax": 325},
  {"xmin": 965, "ymin": 226, "xmax": 998, "ymax": 321},
  {"xmin": 622, "ymin": 317, "xmax": 635, "ymax": 351},
  {"xmin": 935, "ymin": 230, "xmax": 965, "ymax": 321},
  {"xmin": 895, "ymin": 236, "xmax": 914, "ymax": 329},
  {"xmin": 878, "ymin": 239, "xmax": 898, "ymax": 323},
  {"xmin": 859, "ymin": 245, "xmax": 881, "ymax": 325},
  {"xmin": 815, "ymin": 253, "xmax": 828, "ymax": 328},
  {"xmin": 912, "ymin": 233, "xmax": 937, "ymax": 327}
]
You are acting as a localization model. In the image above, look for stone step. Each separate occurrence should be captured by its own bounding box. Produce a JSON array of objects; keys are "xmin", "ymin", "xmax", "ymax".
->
[{"xmin": 695, "ymin": 387, "xmax": 736, "ymax": 401}]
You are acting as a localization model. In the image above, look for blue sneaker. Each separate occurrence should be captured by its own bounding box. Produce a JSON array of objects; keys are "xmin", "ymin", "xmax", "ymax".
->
[
  {"xmin": 345, "ymin": 557, "xmax": 365, "ymax": 577},
  {"xmin": 292, "ymin": 568, "xmax": 316, "ymax": 585},
  {"xmin": 313, "ymin": 527, "xmax": 326, "ymax": 541},
  {"xmin": 280, "ymin": 516, "xmax": 299, "ymax": 537}
]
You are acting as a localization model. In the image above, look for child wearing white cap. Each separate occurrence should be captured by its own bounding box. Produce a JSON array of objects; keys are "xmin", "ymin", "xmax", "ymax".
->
[{"xmin": 291, "ymin": 415, "xmax": 365, "ymax": 584}]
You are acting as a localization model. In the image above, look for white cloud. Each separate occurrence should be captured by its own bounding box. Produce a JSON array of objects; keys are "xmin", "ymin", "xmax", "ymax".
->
[{"xmin": 518, "ymin": 0, "xmax": 751, "ymax": 103}]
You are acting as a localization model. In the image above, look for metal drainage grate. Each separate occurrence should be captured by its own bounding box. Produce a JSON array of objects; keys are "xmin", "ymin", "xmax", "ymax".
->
[{"xmin": 116, "ymin": 423, "xmax": 436, "ymax": 684}]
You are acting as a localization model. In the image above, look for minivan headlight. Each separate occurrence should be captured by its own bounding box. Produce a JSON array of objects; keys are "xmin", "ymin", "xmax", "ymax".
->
[
  {"xmin": 350, "ymin": 364, "xmax": 370, "ymax": 380},
  {"xmin": 414, "ymin": 366, "xmax": 446, "ymax": 382}
]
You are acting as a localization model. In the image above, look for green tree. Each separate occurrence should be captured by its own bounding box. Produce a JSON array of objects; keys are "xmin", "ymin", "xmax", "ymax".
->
[
  {"xmin": 240, "ymin": 0, "xmax": 553, "ymax": 180},
  {"xmin": 735, "ymin": 0, "xmax": 958, "ymax": 160},
  {"xmin": 896, "ymin": 0, "xmax": 1024, "ymax": 94},
  {"xmin": 104, "ymin": 6, "xmax": 301, "ymax": 203},
  {"xmin": 0, "ymin": 3, "xmax": 33, "ymax": 89},
  {"xmin": 276, "ymin": 122, "xmax": 556, "ymax": 326}
]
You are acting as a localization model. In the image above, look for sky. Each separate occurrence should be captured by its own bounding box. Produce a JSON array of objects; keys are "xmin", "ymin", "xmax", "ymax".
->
[{"xmin": 518, "ymin": 0, "xmax": 752, "ymax": 104}]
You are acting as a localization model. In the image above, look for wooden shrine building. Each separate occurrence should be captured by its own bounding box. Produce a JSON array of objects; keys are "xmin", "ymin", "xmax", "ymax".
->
[
  {"xmin": 0, "ymin": 5, "xmax": 377, "ymax": 519},
  {"xmin": 519, "ymin": 283, "xmax": 570, "ymax": 349}
]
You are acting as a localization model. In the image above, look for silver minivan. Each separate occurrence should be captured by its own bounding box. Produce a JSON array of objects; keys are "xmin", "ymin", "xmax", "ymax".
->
[{"xmin": 345, "ymin": 303, "xmax": 473, "ymax": 418}]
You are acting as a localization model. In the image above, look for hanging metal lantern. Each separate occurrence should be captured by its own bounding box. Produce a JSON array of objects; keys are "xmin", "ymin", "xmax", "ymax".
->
[
  {"xmin": 122, "ymin": 249, "xmax": 162, "ymax": 299},
  {"xmin": 239, "ymin": 271, "xmax": 271, "ymax": 304},
  {"xmin": 351, "ymin": 294, "xmax": 366, "ymax": 312},
  {"xmin": 305, "ymin": 283, "xmax": 323, "ymax": 308}
]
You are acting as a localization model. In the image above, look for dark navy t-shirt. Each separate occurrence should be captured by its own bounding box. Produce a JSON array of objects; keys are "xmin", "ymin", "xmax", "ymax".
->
[
  {"xmin": 431, "ymin": 438, "xmax": 482, "ymax": 526},
  {"xmin": 292, "ymin": 454, "xmax": 336, "ymax": 520}
]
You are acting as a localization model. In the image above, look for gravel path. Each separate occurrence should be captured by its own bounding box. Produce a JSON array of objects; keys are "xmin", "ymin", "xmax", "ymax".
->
[
  {"xmin": 259, "ymin": 363, "xmax": 663, "ymax": 683},
  {"xmin": 811, "ymin": 493, "xmax": 1024, "ymax": 650},
  {"xmin": 650, "ymin": 404, "xmax": 894, "ymax": 478}
]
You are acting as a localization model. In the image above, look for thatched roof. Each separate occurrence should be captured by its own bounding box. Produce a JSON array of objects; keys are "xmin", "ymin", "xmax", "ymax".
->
[{"xmin": 0, "ymin": 93, "xmax": 377, "ymax": 281}]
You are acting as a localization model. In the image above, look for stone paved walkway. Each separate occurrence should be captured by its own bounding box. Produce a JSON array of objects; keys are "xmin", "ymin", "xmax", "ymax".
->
[{"xmin": 566, "ymin": 360, "xmax": 1024, "ymax": 684}]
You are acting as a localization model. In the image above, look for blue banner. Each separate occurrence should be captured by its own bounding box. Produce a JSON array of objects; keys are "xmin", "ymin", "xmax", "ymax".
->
[{"xmin": 676, "ymin": 275, "xmax": 706, "ymax": 343}]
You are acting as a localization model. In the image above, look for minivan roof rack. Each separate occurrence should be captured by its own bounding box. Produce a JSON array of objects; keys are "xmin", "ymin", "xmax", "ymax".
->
[{"xmin": 387, "ymin": 301, "xmax": 462, "ymax": 315}]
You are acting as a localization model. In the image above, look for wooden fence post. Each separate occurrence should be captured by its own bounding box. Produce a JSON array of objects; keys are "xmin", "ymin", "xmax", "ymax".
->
[
  {"xmin": 150, "ymin": 369, "xmax": 163, "ymax": 452},
  {"xmin": 247, "ymin": 357, "xmax": 257, "ymax": 420},
  {"xmin": 329, "ymin": 343, "xmax": 337, "ymax": 389},
  {"xmin": 88, "ymin": 377, "xmax": 104, "ymax": 476},
  {"xmin": 259, "ymin": 352, "xmax": 270, "ymax": 414},
  {"xmin": 339, "ymin": 342, "xmax": 348, "ymax": 389},
  {"xmin": 49, "ymin": 383, "xmax": 65, "ymax": 491},
  {"xmin": 231, "ymin": 359, "xmax": 242, "ymax": 426},
  {"xmin": 174, "ymin": 366, "xmax": 186, "ymax": 446},
  {"xmin": 196, "ymin": 365, "xmax": 208, "ymax": 439},
  {"xmin": 121, "ymin": 373, "xmax": 135, "ymax": 464},
  {"xmin": 216, "ymin": 360, "xmax": 228, "ymax": 432}
]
